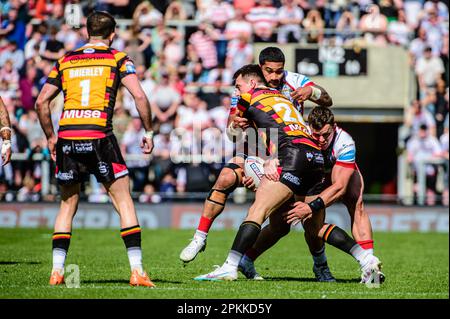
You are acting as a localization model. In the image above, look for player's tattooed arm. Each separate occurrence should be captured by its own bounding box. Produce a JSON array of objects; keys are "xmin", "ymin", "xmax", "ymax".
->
[
  {"xmin": 290, "ymin": 84, "xmax": 333, "ymax": 107},
  {"xmin": 0, "ymin": 98, "xmax": 11, "ymax": 141},
  {"xmin": 311, "ymin": 84, "xmax": 333, "ymax": 107}
]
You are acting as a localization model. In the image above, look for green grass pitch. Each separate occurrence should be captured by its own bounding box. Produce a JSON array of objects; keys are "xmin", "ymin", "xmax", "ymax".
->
[{"xmin": 0, "ymin": 228, "xmax": 448, "ymax": 299}]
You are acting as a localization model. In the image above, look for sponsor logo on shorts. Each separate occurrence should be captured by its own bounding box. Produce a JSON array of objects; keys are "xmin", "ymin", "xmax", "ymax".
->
[
  {"xmin": 281, "ymin": 172, "xmax": 301, "ymax": 186},
  {"xmin": 62, "ymin": 145, "xmax": 72, "ymax": 154},
  {"xmin": 314, "ymin": 152, "xmax": 324, "ymax": 164},
  {"xmin": 74, "ymin": 142, "xmax": 93, "ymax": 153},
  {"xmin": 56, "ymin": 170, "xmax": 74, "ymax": 181},
  {"xmin": 97, "ymin": 162, "xmax": 109, "ymax": 176}
]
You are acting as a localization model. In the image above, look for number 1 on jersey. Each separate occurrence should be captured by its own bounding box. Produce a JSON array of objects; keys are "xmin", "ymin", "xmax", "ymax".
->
[{"xmin": 80, "ymin": 79, "xmax": 91, "ymax": 107}]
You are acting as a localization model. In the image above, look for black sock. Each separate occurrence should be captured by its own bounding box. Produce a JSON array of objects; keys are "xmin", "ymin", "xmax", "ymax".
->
[
  {"xmin": 120, "ymin": 225, "xmax": 141, "ymax": 249},
  {"xmin": 52, "ymin": 232, "xmax": 72, "ymax": 251},
  {"xmin": 231, "ymin": 221, "xmax": 261, "ymax": 254},
  {"xmin": 323, "ymin": 224, "xmax": 356, "ymax": 255}
]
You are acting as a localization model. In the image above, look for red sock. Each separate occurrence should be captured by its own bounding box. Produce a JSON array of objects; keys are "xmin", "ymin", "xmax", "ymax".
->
[
  {"xmin": 244, "ymin": 248, "xmax": 260, "ymax": 261},
  {"xmin": 197, "ymin": 216, "xmax": 213, "ymax": 233},
  {"xmin": 357, "ymin": 240, "xmax": 374, "ymax": 250}
]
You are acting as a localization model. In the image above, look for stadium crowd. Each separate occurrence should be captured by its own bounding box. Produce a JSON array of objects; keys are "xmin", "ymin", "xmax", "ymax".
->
[{"xmin": 0, "ymin": 0, "xmax": 448, "ymax": 204}]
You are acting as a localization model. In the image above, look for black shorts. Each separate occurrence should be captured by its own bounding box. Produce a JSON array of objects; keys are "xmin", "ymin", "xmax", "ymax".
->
[
  {"xmin": 55, "ymin": 135, "xmax": 129, "ymax": 185},
  {"xmin": 278, "ymin": 143, "xmax": 325, "ymax": 196}
]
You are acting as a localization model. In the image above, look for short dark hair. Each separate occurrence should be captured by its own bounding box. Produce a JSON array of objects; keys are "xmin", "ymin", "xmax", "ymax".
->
[
  {"xmin": 233, "ymin": 64, "xmax": 266, "ymax": 84},
  {"xmin": 308, "ymin": 106, "xmax": 335, "ymax": 130},
  {"xmin": 259, "ymin": 47, "xmax": 285, "ymax": 65},
  {"xmin": 86, "ymin": 11, "xmax": 116, "ymax": 39}
]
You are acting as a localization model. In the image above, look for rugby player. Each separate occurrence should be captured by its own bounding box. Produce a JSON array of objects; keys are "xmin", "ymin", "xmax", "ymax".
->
[
  {"xmin": 0, "ymin": 97, "xmax": 12, "ymax": 166},
  {"xmin": 179, "ymin": 47, "xmax": 332, "ymax": 274},
  {"xmin": 35, "ymin": 11, "xmax": 155, "ymax": 287},
  {"xmin": 194, "ymin": 65, "xmax": 375, "ymax": 281},
  {"xmin": 239, "ymin": 106, "xmax": 384, "ymax": 284}
]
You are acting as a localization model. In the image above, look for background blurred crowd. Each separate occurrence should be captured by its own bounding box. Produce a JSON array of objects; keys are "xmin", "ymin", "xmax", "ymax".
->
[{"xmin": 0, "ymin": 0, "xmax": 448, "ymax": 204}]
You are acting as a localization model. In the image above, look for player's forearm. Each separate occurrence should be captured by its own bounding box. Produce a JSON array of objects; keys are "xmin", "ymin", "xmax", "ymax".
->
[
  {"xmin": 35, "ymin": 99, "xmax": 56, "ymax": 139},
  {"xmin": 319, "ymin": 181, "xmax": 348, "ymax": 208},
  {"xmin": 0, "ymin": 103, "xmax": 11, "ymax": 140},
  {"xmin": 135, "ymin": 96, "xmax": 154, "ymax": 132}
]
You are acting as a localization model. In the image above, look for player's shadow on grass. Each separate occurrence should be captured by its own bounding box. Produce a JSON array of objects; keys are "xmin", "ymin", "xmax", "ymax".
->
[
  {"xmin": 264, "ymin": 276, "xmax": 360, "ymax": 283},
  {"xmin": 83, "ymin": 279, "xmax": 183, "ymax": 284},
  {"xmin": 0, "ymin": 261, "xmax": 41, "ymax": 265}
]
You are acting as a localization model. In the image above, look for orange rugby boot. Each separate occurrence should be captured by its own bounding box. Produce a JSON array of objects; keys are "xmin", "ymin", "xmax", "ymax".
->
[
  {"xmin": 129, "ymin": 269, "xmax": 156, "ymax": 288},
  {"xmin": 49, "ymin": 270, "xmax": 65, "ymax": 286}
]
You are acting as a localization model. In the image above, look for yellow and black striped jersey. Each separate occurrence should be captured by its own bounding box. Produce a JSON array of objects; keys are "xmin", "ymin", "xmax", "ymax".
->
[
  {"xmin": 46, "ymin": 43, "xmax": 136, "ymax": 140},
  {"xmin": 236, "ymin": 87, "xmax": 319, "ymax": 152}
]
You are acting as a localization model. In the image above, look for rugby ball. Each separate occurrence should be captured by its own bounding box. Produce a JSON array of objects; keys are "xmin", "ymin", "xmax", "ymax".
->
[{"xmin": 244, "ymin": 156, "xmax": 265, "ymax": 188}]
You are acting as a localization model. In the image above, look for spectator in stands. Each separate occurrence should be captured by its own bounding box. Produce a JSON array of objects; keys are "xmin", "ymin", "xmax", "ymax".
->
[
  {"xmin": 359, "ymin": 4, "xmax": 389, "ymax": 45},
  {"xmin": 434, "ymin": 81, "xmax": 448, "ymax": 137},
  {"xmin": 0, "ymin": 59, "xmax": 19, "ymax": 91},
  {"xmin": 424, "ymin": 0, "xmax": 449, "ymax": 21},
  {"xmin": 164, "ymin": 1, "xmax": 188, "ymax": 21},
  {"xmin": 387, "ymin": 9, "xmax": 412, "ymax": 47},
  {"xmin": 246, "ymin": 0, "xmax": 278, "ymax": 42},
  {"xmin": 405, "ymin": 98, "xmax": 437, "ymax": 138},
  {"xmin": 234, "ymin": 0, "xmax": 256, "ymax": 15},
  {"xmin": 0, "ymin": 7, "xmax": 17, "ymax": 39},
  {"xmin": 188, "ymin": 23, "xmax": 218, "ymax": 78},
  {"xmin": 56, "ymin": 22, "xmax": 81, "ymax": 52},
  {"xmin": 225, "ymin": 8, "xmax": 253, "ymax": 41},
  {"xmin": 132, "ymin": 1, "xmax": 163, "ymax": 28},
  {"xmin": 409, "ymin": 27, "xmax": 429, "ymax": 67},
  {"xmin": 169, "ymin": 69, "xmax": 186, "ymax": 96},
  {"xmin": 203, "ymin": 0, "xmax": 235, "ymax": 28},
  {"xmin": 24, "ymin": 27, "xmax": 45, "ymax": 60},
  {"xmin": 121, "ymin": 117, "xmax": 151, "ymax": 193},
  {"xmin": 403, "ymin": 0, "xmax": 425, "ymax": 29},
  {"xmin": 163, "ymin": 29, "xmax": 184, "ymax": 70},
  {"xmin": 324, "ymin": 0, "xmax": 349, "ymax": 28},
  {"xmin": 407, "ymin": 123, "xmax": 443, "ymax": 205},
  {"xmin": 123, "ymin": 65, "xmax": 155, "ymax": 118},
  {"xmin": 277, "ymin": 0, "xmax": 304, "ymax": 44},
  {"xmin": 225, "ymin": 33, "xmax": 253, "ymax": 75},
  {"xmin": 420, "ymin": 6, "xmax": 448, "ymax": 56},
  {"xmin": 0, "ymin": 40, "xmax": 25, "ymax": 70},
  {"xmin": 415, "ymin": 46, "xmax": 445, "ymax": 97},
  {"xmin": 302, "ymin": 9, "xmax": 325, "ymax": 43},
  {"xmin": 150, "ymin": 71, "xmax": 181, "ymax": 126},
  {"xmin": 209, "ymin": 95, "xmax": 232, "ymax": 132},
  {"xmin": 18, "ymin": 109, "xmax": 45, "ymax": 152},
  {"xmin": 336, "ymin": 7, "xmax": 359, "ymax": 45},
  {"xmin": 152, "ymin": 122, "xmax": 173, "ymax": 181},
  {"xmin": 175, "ymin": 91, "xmax": 211, "ymax": 131},
  {"xmin": 19, "ymin": 63, "xmax": 39, "ymax": 112},
  {"xmin": 112, "ymin": 99, "xmax": 132, "ymax": 144},
  {"xmin": 123, "ymin": 24, "xmax": 150, "ymax": 69},
  {"xmin": 379, "ymin": 0, "xmax": 399, "ymax": 22},
  {"xmin": 41, "ymin": 25, "xmax": 65, "ymax": 62}
]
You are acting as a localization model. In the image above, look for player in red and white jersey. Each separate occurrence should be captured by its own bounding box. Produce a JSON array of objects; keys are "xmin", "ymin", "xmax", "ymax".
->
[{"xmin": 241, "ymin": 107, "xmax": 384, "ymax": 284}]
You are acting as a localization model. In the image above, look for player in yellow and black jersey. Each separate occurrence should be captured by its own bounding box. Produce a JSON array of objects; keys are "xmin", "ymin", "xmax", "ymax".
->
[{"xmin": 36, "ymin": 11, "xmax": 155, "ymax": 288}]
